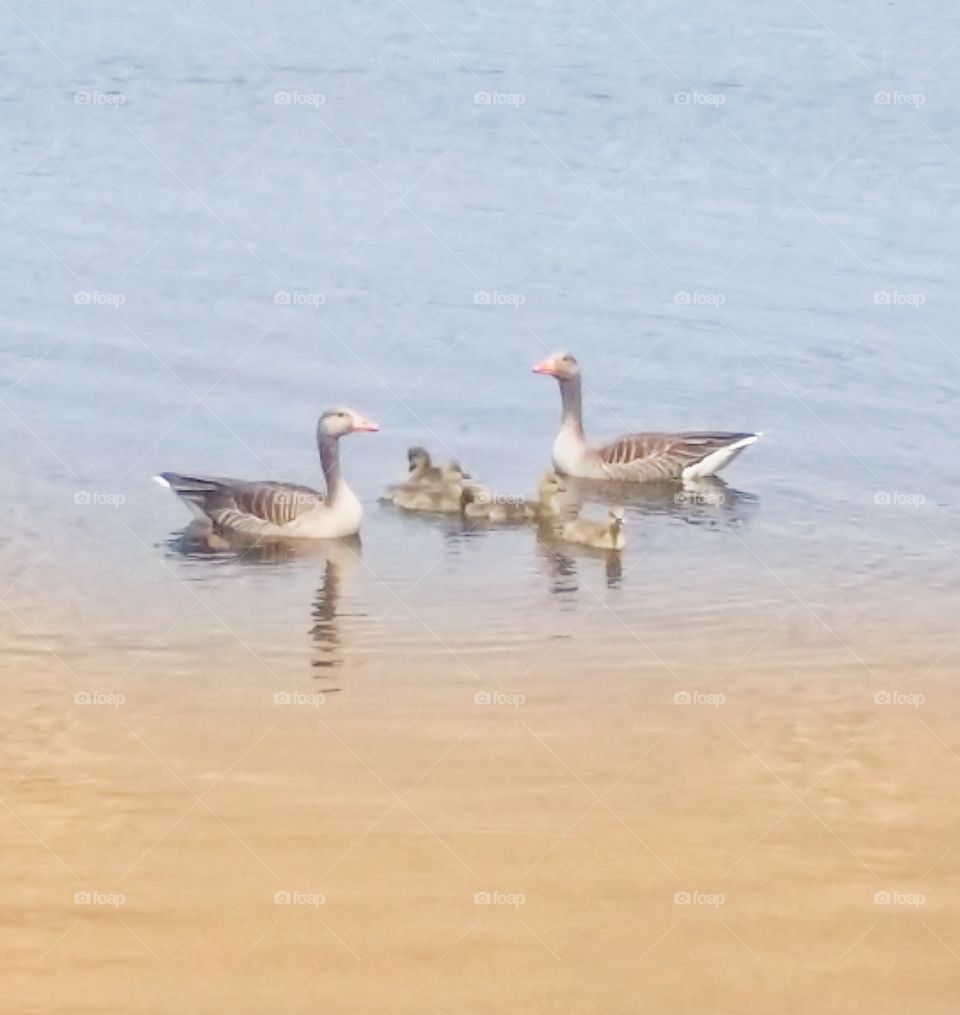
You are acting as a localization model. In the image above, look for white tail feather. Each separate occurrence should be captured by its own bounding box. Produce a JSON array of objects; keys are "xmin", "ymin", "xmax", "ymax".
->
[{"xmin": 683, "ymin": 434, "xmax": 760, "ymax": 480}]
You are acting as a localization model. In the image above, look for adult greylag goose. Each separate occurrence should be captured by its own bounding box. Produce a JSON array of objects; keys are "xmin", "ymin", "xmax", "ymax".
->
[
  {"xmin": 533, "ymin": 353, "xmax": 759, "ymax": 482},
  {"xmin": 463, "ymin": 472, "xmax": 565, "ymax": 523},
  {"xmin": 155, "ymin": 407, "xmax": 379, "ymax": 540},
  {"xmin": 562, "ymin": 507, "xmax": 627, "ymax": 550}
]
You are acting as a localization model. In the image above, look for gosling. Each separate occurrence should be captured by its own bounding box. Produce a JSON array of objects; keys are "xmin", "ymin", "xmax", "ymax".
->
[
  {"xmin": 407, "ymin": 446, "xmax": 443, "ymax": 484},
  {"xmin": 383, "ymin": 450, "xmax": 469, "ymax": 503},
  {"xmin": 530, "ymin": 472, "xmax": 565, "ymax": 521},
  {"xmin": 393, "ymin": 473, "xmax": 473, "ymax": 514},
  {"xmin": 463, "ymin": 473, "xmax": 565, "ymax": 523},
  {"xmin": 561, "ymin": 507, "xmax": 626, "ymax": 551}
]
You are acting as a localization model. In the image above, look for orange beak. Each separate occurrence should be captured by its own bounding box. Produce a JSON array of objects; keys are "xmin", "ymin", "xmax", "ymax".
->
[
  {"xmin": 533, "ymin": 358, "xmax": 558, "ymax": 376},
  {"xmin": 352, "ymin": 416, "xmax": 380, "ymax": 433}
]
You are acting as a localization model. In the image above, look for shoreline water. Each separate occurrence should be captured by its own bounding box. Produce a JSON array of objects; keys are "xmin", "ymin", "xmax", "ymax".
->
[{"xmin": 3, "ymin": 636, "xmax": 960, "ymax": 1013}]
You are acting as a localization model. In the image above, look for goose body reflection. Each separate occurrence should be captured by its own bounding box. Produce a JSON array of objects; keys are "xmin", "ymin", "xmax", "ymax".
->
[
  {"xmin": 309, "ymin": 540, "xmax": 362, "ymax": 673},
  {"xmin": 556, "ymin": 475, "xmax": 757, "ymax": 527}
]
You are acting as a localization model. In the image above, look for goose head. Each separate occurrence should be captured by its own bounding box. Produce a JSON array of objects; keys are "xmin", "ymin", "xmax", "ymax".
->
[
  {"xmin": 533, "ymin": 352, "xmax": 580, "ymax": 382},
  {"xmin": 609, "ymin": 507, "xmax": 625, "ymax": 535},
  {"xmin": 318, "ymin": 407, "xmax": 380, "ymax": 439}
]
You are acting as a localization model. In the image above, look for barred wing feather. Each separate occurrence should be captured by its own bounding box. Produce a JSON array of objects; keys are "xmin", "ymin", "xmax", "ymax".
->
[
  {"xmin": 595, "ymin": 432, "xmax": 757, "ymax": 481},
  {"xmin": 158, "ymin": 474, "xmax": 323, "ymax": 529}
]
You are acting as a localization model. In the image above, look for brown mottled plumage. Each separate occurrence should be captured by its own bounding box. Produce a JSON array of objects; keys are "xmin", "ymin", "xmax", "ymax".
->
[
  {"xmin": 533, "ymin": 353, "xmax": 759, "ymax": 482},
  {"xmin": 156, "ymin": 408, "xmax": 379, "ymax": 540}
]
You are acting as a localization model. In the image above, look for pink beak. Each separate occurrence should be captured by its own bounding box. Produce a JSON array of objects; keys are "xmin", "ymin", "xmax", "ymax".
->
[
  {"xmin": 352, "ymin": 416, "xmax": 380, "ymax": 433},
  {"xmin": 533, "ymin": 359, "xmax": 557, "ymax": 376}
]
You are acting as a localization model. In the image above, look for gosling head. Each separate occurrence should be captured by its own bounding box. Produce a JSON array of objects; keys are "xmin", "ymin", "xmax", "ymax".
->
[
  {"xmin": 538, "ymin": 472, "xmax": 565, "ymax": 497},
  {"xmin": 407, "ymin": 447, "xmax": 432, "ymax": 473},
  {"xmin": 442, "ymin": 462, "xmax": 470, "ymax": 483}
]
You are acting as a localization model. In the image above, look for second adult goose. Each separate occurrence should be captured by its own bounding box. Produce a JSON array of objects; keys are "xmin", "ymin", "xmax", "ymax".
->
[
  {"xmin": 533, "ymin": 353, "xmax": 759, "ymax": 482},
  {"xmin": 155, "ymin": 407, "xmax": 379, "ymax": 540}
]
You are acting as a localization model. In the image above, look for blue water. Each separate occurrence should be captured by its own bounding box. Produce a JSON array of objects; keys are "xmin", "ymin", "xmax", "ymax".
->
[{"xmin": 2, "ymin": 0, "xmax": 958, "ymax": 675}]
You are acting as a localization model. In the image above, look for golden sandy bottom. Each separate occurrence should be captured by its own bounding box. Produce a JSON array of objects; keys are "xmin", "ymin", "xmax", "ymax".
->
[{"xmin": 3, "ymin": 645, "xmax": 960, "ymax": 1014}]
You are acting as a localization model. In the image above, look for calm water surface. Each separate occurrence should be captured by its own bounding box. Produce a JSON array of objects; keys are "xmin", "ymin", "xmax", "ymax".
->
[{"xmin": 2, "ymin": 2, "xmax": 960, "ymax": 1012}]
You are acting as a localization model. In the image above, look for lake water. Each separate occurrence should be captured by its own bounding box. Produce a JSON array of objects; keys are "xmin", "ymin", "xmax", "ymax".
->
[{"xmin": 3, "ymin": 1, "xmax": 960, "ymax": 1012}]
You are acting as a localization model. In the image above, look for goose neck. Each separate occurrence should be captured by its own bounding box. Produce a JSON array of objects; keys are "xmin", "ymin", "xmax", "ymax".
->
[
  {"xmin": 559, "ymin": 375, "xmax": 583, "ymax": 435},
  {"xmin": 319, "ymin": 432, "xmax": 343, "ymax": 500}
]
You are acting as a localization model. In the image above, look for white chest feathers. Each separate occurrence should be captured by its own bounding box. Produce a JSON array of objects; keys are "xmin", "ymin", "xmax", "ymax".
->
[{"xmin": 552, "ymin": 425, "xmax": 587, "ymax": 477}]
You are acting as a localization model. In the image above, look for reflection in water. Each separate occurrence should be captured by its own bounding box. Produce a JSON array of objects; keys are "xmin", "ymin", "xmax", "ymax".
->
[
  {"xmin": 535, "ymin": 529, "xmax": 624, "ymax": 593},
  {"xmin": 310, "ymin": 559, "xmax": 341, "ymax": 672},
  {"xmin": 529, "ymin": 477, "xmax": 756, "ymax": 595},
  {"xmin": 163, "ymin": 524, "xmax": 363, "ymax": 676},
  {"xmin": 309, "ymin": 540, "xmax": 362, "ymax": 674},
  {"xmin": 557, "ymin": 475, "xmax": 758, "ymax": 528}
]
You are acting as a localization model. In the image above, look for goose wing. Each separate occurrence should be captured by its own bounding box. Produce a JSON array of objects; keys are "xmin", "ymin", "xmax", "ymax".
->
[
  {"xmin": 595, "ymin": 432, "xmax": 758, "ymax": 481},
  {"xmin": 157, "ymin": 473, "xmax": 324, "ymax": 529}
]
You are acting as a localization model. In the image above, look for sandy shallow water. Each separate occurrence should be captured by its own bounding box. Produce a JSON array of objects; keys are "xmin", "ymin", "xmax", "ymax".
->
[{"xmin": 4, "ymin": 614, "xmax": 960, "ymax": 1013}]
